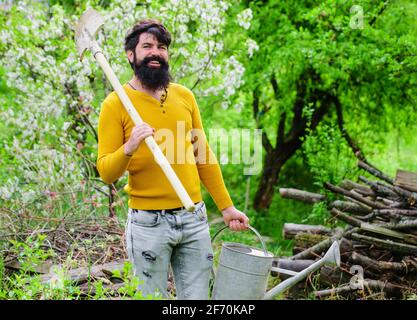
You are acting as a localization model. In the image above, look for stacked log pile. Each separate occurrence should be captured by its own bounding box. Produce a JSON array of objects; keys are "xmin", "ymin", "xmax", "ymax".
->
[{"xmin": 274, "ymin": 161, "xmax": 417, "ymax": 299}]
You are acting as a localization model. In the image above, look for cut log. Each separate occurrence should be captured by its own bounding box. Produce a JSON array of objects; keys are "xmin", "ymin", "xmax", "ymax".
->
[
  {"xmin": 279, "ymin": 188, "xmax": 326, "ymax": 203},
  {"xmin": 376, "ymin": 209, "xmax": 417, "ymax": 217},
  {"xmin": 290, "ymin": 229, "xmax": 343, "ymax": 260},
  {"xmin": 392, "ymin": 186, "xmax": 417, "ymax": 206},
  {"xmin": 359, "ymin": 176, "xmax": 399, "ymax": 200},
  {"xmin": 318, "ymin": 265, "xmax": 348, "ymax": 287},
  {"xmin": 374, "ymin": 219, "xmax": 417, "ymax": 231},
  {"xmin": 330, "ymin": 208, "xmax": 362, "ymax": 227},
  {"xmin": 5, "ymin": 259, "xmax": 53, "ymax": 274},
  {"xmin": 340, "ymin": 180, "xmax": 373, "ymax": 193},
  {"xmin": 293, "ymin": 233, "xmax": 330, "ymax": 251},
  {"xmin": 41, "ymin": 260, "xmax": 127, "ymax": 284},
  {"xmin": 350, "ymin": 233, "xmax": 417, "ymax": 255},
  {"xmin": 314, "ymin": 279, "xmax": 402, "ymax": 298},
  {"xmin": 330, "ymin": 200, "xmax": 372, "ymax": 215},
  {"xmin": 271, "ymin": 261, "xmax": 348, "ymax": 288},
  {"xmin": 271, "ymin": 259, "xmax": 315, "ymax": 278},
  {"xmin": 357, "ymin": 160, "xmax": 394, "ymax": 185},
  {"xmin": 379, "ymin": 198, "xmax": 394, "ymax": 206},
  {"xmin": 351, "ymin": 188, "xmax": 376, "ymax": 198},
  {"xmin": 324, "ymin": 182, "xmax": 387, "ymax": 209},
  {"xmin": 359, "ymin": 222, "xmax": 417, "ymax": 245},
  {"xmin": 360, "ymin": 211, "xmax": 389, "ymax": 222},
  {"xmin": 395, "ymin": 170, "xmax": 417, "ymax": 193},
  {"xmin": 283, "ymin": 223, "xmax": 332, "ymax": 240},
  {"xmin": 349, "ymin": 252, "xmax": 417, "ymax": 274}
]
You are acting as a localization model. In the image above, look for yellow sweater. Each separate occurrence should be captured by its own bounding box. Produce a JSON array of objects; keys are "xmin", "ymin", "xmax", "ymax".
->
[{"xmin": 97, "ymin": 83, "xmax": 233, "ymax": 211}]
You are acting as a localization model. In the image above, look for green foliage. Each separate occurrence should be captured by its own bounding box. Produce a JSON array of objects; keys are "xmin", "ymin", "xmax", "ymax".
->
[
  {"xmin": 0, "ymin": 234, "xmax": 82, "ymax": 300},
  {"xmin": 112, "ymin": 261, "xmax": 163, "ymax": 300},
  {"xmin": 303, "ymin": 122, "xmax": 357, "ymax": 188},
  {"xmin": 9, "ymin": 234, "xmax": 55, "ymax": 274}
]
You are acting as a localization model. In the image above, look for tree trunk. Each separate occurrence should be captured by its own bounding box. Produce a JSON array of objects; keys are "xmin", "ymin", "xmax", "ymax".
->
[{"xmin": 253, "ymin": 150, "xmax": 281, "ymax": 210}]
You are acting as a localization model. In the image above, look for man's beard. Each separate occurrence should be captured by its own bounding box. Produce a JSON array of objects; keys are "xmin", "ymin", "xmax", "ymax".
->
[{"xmin": 133, "ymin": 54, "xmax": 171, "ymax": 91}]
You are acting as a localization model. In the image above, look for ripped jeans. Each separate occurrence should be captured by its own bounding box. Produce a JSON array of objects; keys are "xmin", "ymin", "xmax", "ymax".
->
[{"xmin": 125, "ymin": 201, "xmax": 213, "ymax": 300}]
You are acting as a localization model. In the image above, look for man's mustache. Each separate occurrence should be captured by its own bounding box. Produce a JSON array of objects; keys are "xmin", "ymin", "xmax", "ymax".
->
[{"xmin": 140, "ymin": 55, "xmax": 169, "ymax": 68}]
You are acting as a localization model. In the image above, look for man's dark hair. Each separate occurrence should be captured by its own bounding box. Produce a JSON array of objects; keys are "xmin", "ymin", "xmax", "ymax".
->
[{"xmin": 124, "ymin": 19, "xmax": 172, "ymax": 53}]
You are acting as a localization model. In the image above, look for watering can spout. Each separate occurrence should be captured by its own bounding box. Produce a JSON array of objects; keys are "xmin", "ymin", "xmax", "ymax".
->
[{"xmin": 262, "ymin": 241, "xmax": 341, "ymax": 300}]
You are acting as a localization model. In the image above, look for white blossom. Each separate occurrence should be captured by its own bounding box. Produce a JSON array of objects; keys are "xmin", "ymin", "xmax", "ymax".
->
[
  {"xmin": 246, "ymin": 38, "xmax": 259, "ymax": 58},
  {"xmin": 237, "ymin": 8, "xmax": 253, "ymax": 30}
]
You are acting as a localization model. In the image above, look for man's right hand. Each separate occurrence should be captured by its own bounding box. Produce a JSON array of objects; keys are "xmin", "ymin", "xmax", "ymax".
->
[{"xmin": 124, "ymin": 123, "xmax": 155, "ymax": 156}]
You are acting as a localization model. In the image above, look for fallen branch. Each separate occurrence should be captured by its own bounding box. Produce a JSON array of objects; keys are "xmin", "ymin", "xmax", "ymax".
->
[
  {"xmin": 376, "ymin": 209, "xmax": 417, "ymax": 217},
  {"xmin": 374, "ymin": 219, "xmax": 417, "ymax": 231},
  {"xmin": 392, "ymin": 186, "xmax": 417, "ymax": 206},
  {"xmin": 283, "ymin": 223, "xmax": 332, "ymax": 239},
  {"xmin": 349, "ymin": 252, "xmax": 417, "ymax": 274},
  {"xmin": 314, "ymin": 279, "xmax": 402, "ymax": 298},
  {"xmin": 279, "ymin": 188, "xmax": 326, "ymax": 203},
  {"xmin": 330, "ymin": 208, "xmax": 362, "ymax": 227},
  {"xmin": 41, "ymin": 260, "xmax": 127, "ymax": 284},
  {"xmin": 271, "ymin": 259, "xmax": 315, "ymax": 278},
  {"xmin": 330, "ymin": 200, "xmax": 372, "ymax": 215},
  {"xmin": 359, "ymin": 176, "xmax": 399, "ymax": 200},
  {"xmin": 290, "ymin": 229, "xmax": 343, "ymax": 260},
  {"xmin": 340, "ymin": 180, "xmax": 374, "ymax": 194},
  {"xmin": 350, "ymin": 233, "xmax": 417, "ymax": 255},
  {"xmin": 324, "ymin": 182, "xmax": 387, "ymax": 209},
  {"xmin": 358, "ymin": 161, "xmax": 394, "ymax": 185}
]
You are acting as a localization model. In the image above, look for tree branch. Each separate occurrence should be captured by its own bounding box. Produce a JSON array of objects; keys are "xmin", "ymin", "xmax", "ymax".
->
[
  {"xmin": 369, "ymin": 1, "xmax": 390, "ymax": 26},
  {"xmin": 252, "ymin": 88, "xmax": 260, "ymax": 126},
  {"xmin": 334, "ymin": 96, "xmax": 366, "ymax": 161},
  {"xmin": 262, "ymin": 131, "xmax": 273, "ymax": 154},
  {"xmin": 270, "ymin": 74, "xmax": 280, "ymax": 100},
  {"xmin": 276, "ymin": 112, "xmax": 286, "ymax": 149}
]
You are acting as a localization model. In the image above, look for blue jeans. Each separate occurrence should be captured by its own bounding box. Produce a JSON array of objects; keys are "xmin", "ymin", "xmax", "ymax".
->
[{"xmin": 125, "ymin": 201, "xmax": 213, "ymax": 299}]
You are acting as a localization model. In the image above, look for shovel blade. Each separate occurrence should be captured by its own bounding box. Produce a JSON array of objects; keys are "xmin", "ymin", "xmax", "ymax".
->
[{"xmin": 75, "ymin": 8, "xmax": 104, "ymax": 60}]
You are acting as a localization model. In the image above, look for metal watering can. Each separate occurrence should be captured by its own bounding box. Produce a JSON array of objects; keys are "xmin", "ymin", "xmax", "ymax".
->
[{"xmin": 210, "ymin": 226, "xmax": 340, "ymax": 300}]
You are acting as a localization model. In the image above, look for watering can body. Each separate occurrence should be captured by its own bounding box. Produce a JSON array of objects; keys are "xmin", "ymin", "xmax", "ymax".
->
[
  {"xmin": 211, "ymin": 242, "xmax": 274, "ymax": 300},
  {"xmin": 211, "ymin": 226, "xmax": 340, "ymax": 300}
]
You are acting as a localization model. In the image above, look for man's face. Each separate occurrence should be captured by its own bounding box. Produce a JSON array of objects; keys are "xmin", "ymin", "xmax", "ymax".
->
[
  {"xmin": 127, "ymin": 32, "xmax": 171, "ymax": 91},
  {"xmin": 132, "ymin": 32, "xmax": 169, "ymax": 66}
]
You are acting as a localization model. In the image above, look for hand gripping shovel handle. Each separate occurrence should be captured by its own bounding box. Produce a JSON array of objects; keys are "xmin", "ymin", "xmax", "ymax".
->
[{"xmin": 75, "ymin": 11, "xmax": 195, "ymax": 212}]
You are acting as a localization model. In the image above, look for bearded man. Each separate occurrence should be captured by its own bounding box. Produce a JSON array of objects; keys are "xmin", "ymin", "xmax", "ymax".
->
[{"xmin": 96, "ymin": 19, "xmax": 249, "ymax": 299}]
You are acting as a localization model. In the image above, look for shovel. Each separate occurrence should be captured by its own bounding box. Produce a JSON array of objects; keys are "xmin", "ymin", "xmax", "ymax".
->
[{"xmin": 75, "ymin": 8, "xmax": 195, "ymax": 211}]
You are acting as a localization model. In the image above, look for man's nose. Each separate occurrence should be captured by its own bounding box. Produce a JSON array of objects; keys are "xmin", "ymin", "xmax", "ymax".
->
[{"xmin": 148, "ymin": 47, "xmax": 161, "ymax": 57}]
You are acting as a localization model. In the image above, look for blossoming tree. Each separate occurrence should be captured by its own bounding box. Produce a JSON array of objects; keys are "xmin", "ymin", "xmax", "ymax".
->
[{"xmin": 0, "ymin": 0, "xmax": 254, "ymax": 215}]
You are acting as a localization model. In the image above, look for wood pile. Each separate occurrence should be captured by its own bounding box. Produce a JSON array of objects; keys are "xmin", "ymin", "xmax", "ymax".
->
[{"xmin": 274, "ymin": 161, "xmax": 417, "ymax": 299}]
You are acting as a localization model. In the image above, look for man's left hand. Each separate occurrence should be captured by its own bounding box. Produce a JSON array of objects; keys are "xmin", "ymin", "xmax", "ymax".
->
[{"xmin": 221, "ymin": 206, "xmax": 250, "ymax": 231}]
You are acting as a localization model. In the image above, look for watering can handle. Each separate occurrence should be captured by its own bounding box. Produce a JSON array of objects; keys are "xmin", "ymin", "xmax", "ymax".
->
[{"xmin": 211, "ymin": 225, "xmax": 269, "ymax": 256}]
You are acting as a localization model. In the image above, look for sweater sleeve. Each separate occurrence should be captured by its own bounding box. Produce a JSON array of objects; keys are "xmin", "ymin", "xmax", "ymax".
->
[
  {"xmin": 96, "ymin": 98, "xmax": 132, "ymax": 184},
  {"xmin": 189, "ymin": 91, "xmax": 233, "ymax": 211}
]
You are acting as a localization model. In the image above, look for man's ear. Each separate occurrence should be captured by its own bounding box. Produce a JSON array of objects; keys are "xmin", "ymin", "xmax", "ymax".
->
[{"xmin": 127, "ymin": 50, "xmax": 134, "ymax": 64}]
